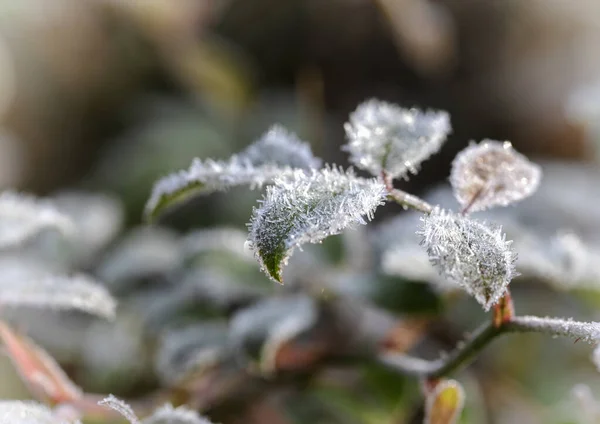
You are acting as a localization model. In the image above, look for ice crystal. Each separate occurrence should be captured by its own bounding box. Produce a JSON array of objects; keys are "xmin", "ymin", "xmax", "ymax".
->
[
  {"xmin": 514, "ymin": 316, "xmax": 600, "ymax": 343},
  {"xmin": 248, "ymin": 166, "xmax": 386, "ymax": 283},
  {"xmin": 0, "ymin": 191, "xmax": 75, "ymax": 249},
  {"xmin": 418, "ymin": 208, "xmax": 517, "ymax": 310},
  {"xmin": 0, "ymin": 263, "xmax": 116, "ymax": 319},
  {"xmin": 343, "ymin": 99, "xmax": 451, "ymax": 179},
  {"xmin": 239, "ymin": 124, "xmax": 322, "ymax": 170},
  {"xmin": 143, "ymin": 404, "xmax": 213, "ymax": 424},
  {"xmin": 424, "ymin": 379, "xmax": 465, "ymax": 424},
  {"xmin": 450, "ymin": 140, "xmax": 541, "ymax": 213},
  {"xmin": 98, "ymin": 395, "xmax": 139, "ymax": 424}
]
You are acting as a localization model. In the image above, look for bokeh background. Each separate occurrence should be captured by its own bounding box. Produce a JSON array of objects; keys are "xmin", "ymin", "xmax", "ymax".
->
[{"xmin": 3, "ymin": 1, "xmax": 600, "ymax": 423}]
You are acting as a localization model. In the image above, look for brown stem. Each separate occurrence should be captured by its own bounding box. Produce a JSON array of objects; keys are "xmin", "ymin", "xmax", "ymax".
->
[{"xmin": 492, "ymin": 290, "xmax": 514, "ymax": 328}]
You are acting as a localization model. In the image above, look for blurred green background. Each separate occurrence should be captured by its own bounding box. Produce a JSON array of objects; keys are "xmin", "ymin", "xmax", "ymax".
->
[{"xmin": 3, "ymin": 1, "xmax": 600, "ymax": 423}]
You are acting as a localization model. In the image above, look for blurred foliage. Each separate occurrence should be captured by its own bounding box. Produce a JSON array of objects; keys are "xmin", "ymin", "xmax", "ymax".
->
[{"xmin": 3, "ymin": 0, "xmax": 600, "ymax": 423}]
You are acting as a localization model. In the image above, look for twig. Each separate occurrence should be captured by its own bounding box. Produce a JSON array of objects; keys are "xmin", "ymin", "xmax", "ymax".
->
[
  {"xmin": 378, "ymin": 315, "xmax": 595, "ymax": 380},
  {"xmin": 381, "ymin": 171, "xmax": 433, "ymax": 214}
]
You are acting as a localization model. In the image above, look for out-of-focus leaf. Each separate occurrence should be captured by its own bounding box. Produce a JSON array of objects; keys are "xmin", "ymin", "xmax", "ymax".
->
[
  {"xmin": 52, "ymin": 191, "xmax": 124, "ymax": 265},
  {"xmin": 248, "ymin": 167, "xmax": 386, "ymax": 283},
  {"xmin": 424, "ymin": 379, "xmax": 465, "ymax": 424},
  {"xmin": 0, "ymin": 191, "xmax": 75, "ymax": 249},
  {"xmin": 181, "ymin": 227, "xmax": 252, "ymax": 263},
  {"xmin": 142, "ymin": 403, "xmax": 214, "ymax": 424},
  {"xmin": 154, "ymin": 322, "xmax": 230, "ymax": 385},
  {"xmin": 96, "ymin": 226, "xmax": 182, "ymax": 293},
  {"xmin": 229, "ymin": 295, "xmax": 319, "ymax": 373},
  {"xmin": 0, "ymin": 400, "xmax": 77, "ymax": 424},
  {"xmin": 0, "ymin": 321, "xmax": 82, "ymax": 404},
  {"xmin": 0, "ymin": 258, "xmax": 116, "ymax": 320}
]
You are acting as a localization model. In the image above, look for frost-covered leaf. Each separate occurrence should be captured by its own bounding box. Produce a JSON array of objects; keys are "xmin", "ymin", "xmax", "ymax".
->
[
  {"xmin": 0, "ymin": 400, "xmax": 77, "ymax": 424},
  {"xmin": 0, "ymin": 321, "xmax": 83, "ymax": 404},
  {"xmin": 239, "ymin": 125, "xmax": 322, "ymax": 170},
  {"xmin": 418, "ymin": 208, "xmax": 517, "ymax": 310},
  {"xmin": 0, "ymin": 262, "xmax": 116, "ymax": 319},
  {"xmin": 248, "ymin": 167, "xmax": 386, "ymax": 283},
  {"xmin": 52, "ymin": 191, "xmax": 123, "ymax": 263},
  {"xmin": 424, "ymin": 379, "xmax": 465, "ymax": 424},
  {"xmin": 96, "ymin": 227, "xmax": 182, "ymax": 293},
  {"xmin": 343, "ymin": 99, "xmax": 451, "ymax": 179},
  {"xmin": 142, "ymin": 404, "xmax": 213, "ymax": 424},
  {"xmin": 514, "ymin": 316, "xmax": 600, "ymax": 343},
  {"xmin": 229, "ymin": 295, "xmax": 318, "ymax": 373},
  {"xmin": 155, "ymin": 322, "xmax": 229, "ymax": 384},
  {"xmin": 144, "ymin": 125, "xmax": 321, "ymax": 221},
  {"xmin": 450, "ymin": 140, "xmax": 541, "ymax": 213},
  {"xmin": 98, "ymin": 395, "xmax": 139, "ymax": 424},
  {"xmin": 0, "ymin": 191, "xmax": 75, "ymax": 249}
]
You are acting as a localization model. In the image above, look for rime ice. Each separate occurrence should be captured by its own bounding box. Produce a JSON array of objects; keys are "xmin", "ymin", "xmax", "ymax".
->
[
  {"xmin": 248, "ymin": 167, "xmax": 386, "ymax": 283},
  {"xmin": 418, "ymin": 208, "xmax": 517, "ymax": 310},
  {"xmin": 343, "ymin": 99, "xmax": 451, "ymax": 179},
  {"xmin": 450, "ymin": 140, "xmax": 541, "ymax": 213}
]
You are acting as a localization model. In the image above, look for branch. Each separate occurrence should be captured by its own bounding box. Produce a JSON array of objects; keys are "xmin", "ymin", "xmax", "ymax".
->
[
  {"xmin": 378, "ymin": 315, "xmax": 600, "ymax": 379},
  {"xmin": 381, "ymin": 171, "xmax": 433, "ymax": 214}
]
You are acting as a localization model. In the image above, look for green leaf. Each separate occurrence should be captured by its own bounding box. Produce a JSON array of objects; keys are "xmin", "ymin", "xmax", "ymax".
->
[{"xmin": 247, "ymin": 167, "xmax": 386, "ymax": 283}]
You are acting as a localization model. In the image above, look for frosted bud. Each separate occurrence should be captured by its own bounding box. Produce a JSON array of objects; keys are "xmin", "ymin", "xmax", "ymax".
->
[
  {"xmin": 450, "ymin": 140, "xmax": 541, "ymax": 213},
  {"xmin": 343, "ymin": 99, "xmax": 451, "ymax": 179},
  {"xmin": 424, "ymin": 379, "xmax": 465, "ymax": 424},
  {"xmin": 248, "ymin": 166, "xmax": 386, "ymax": 283},
  {"xmin": 418, "ymin": 208, "xmax": 517, "ymax": 311}
]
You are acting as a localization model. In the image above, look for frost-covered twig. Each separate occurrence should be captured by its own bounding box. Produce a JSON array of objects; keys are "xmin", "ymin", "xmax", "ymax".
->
[{"xmin": 379, "ymin": 315, "xmax": 600, "ymax": 379}]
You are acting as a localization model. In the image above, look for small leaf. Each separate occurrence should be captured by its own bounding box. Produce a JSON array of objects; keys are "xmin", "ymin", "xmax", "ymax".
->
[
  {"xmin": 0, "ymin": 264, "xmax": 116, "ymax": 319},
  {"xmin": 142, "ymin": 404, "xmax": 214, "ymax": 424},
  {"xmin": 418, "ymin": 208, "xmax": 517, "ymax": 311},
  {"xmin": 424, "ymin": 379, "xmax": 465, "ymax": 424},
  {"xmin": 240, "ymin": 124, "xmax": 322, "ymax": 170},
  {"xmin": 144, "ymin": 125, "xmax": 321, "ymax": 221},
  {"xmin": 247, "ymin": 167, "xmax": 386, "ymax": 283},
  {"xmin": 343, "ymin": 99, "xmax": 451, "ymax": 179},
  {"xmin": 450, "ymin": 140, "xmax": 541, "ymax": 213},
  {"xmin": 98, "ymin": 395, "xmax": 139, "ymax": 424},
  {"xmin": 0, "ymin": 321, "xmax": 83, "ymax": 404},
  {"xmin": 0, "ymin": 191, "xmax": 75, "ymax": 249}
]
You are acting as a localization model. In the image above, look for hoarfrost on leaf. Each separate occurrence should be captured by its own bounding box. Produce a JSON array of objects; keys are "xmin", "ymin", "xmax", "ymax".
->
[
  {"xmin": 247, "ymin": 166, "xmax": 386, "ymax": 283},
  {"xmin": 0, "ymin": 262, "xmax": 116, "ymax": 319},
  {"xmin": 418, "ymin": 208, "xmax": 517, "ymax": 310},
  {"xmin": 239, "ymin": 124, "xmax": 322, "ymax": 170},
  {"xmin": 450, "ymin": 140, "xmax": 541, "ymax": 213},
  {"xmin": 0, "ymin": 191, "xmax": 76, "ymax": 249},
  {"xmin": 343, "ymin": 99, "xmax": 451, "ymax": 179}
]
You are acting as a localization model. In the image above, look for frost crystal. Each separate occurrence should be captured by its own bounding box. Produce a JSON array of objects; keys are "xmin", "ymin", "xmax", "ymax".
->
[
  {"xmin": 343, "ymin": 99, "xmax": 451, "ymax": 179},
  {"xmin": 0, "ymin": 191, "xmax": 75, "ymax": 249},
  {"xmin": 248, "ymin": 167, "xmax": 386, "ymax": 283},
  {"xmin": 418, "ymin": 208, "xmax": 517, "ymax": 310},
  {"xmin": 450, "ymin": 140, "xmax": 541, "ymax": 213},
  {"xmin": 0, "ymin": 264, "xmax": 116, "ymax": 319},
  {"xmin": 99, "ymin": 395, "xmax": 139, "ymax": 424},
  {"xmin": 240, "ymin": 125, "xmax": 322, "ymax": 170}
]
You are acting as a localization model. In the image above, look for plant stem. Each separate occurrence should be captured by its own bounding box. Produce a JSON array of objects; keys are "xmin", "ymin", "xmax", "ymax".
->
[
  {"xmin": 381, "ymin": 171, "xmax": 433, "ymax": 214},
  {"xmin": 378, "ymin": 315, "xmax": 593, "ymax": 379}
]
